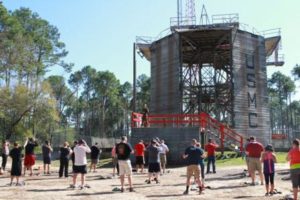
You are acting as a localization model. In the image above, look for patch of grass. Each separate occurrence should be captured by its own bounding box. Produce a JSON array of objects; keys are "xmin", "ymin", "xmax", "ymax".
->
[{"xmin": 215, "ymin": 151, "xmax": 288, "ymax": 167}]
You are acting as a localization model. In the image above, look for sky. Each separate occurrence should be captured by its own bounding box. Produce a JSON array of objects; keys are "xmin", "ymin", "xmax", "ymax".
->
[{"xmin": 2, "ymin": 0, "xmax": 300, "ymax": 96}]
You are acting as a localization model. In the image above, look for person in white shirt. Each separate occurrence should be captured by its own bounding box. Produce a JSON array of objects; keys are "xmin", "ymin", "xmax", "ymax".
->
[
  {"xmin": 159, "ymin": 140, "xmax": 169, "ymax": 174},
  {"xmin": 71, "ymin": 139, "xmax": 91, "ymax": 189}
]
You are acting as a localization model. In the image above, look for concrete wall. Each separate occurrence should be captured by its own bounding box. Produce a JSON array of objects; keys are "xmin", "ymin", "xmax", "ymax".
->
[
  {"xmin": 131, "ymin": 127, "xmax": 200, "ymax": 164},
  {"xmin": 232, "ymin": 30, "xmax": 270, "ymax": 145}
]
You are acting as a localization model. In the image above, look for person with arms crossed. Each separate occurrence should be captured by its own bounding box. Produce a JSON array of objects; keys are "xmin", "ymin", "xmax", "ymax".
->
[{"xmin": 116, "ymin": 136, "xmax": 134, "ymax": 192}]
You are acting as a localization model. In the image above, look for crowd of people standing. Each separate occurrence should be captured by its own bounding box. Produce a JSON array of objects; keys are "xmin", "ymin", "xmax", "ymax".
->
[{"xmin": 1, "ymin": 135, "xmax": 300, "ymax": 199}]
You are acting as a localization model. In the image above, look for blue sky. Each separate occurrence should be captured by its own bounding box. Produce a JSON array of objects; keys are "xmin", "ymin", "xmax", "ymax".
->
[{"xmin": 2, "ymin": 0, "xmax": 300, "ymax": 94}]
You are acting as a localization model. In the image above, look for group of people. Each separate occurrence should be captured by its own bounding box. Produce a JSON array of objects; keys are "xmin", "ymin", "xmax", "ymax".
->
[
  {"xmin": 0, "ymin": 138, "xmax": 102, "ymax": 189},
  {"xmin": 244, "ymin": 136, "xmax": 300, "ymax": 200},
  {"xmin": 109, "ymin": 136, "xmax": 219, "ymax": 194},
  {"xmin": 2, "ymin": 135, "xmax": 300, "ymax": 199}
]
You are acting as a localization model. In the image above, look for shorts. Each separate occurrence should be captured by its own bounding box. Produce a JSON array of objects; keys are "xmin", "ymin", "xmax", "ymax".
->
[
  {"xmin": 118, "ymin": 160, "xmax": 132, "ymax": 176},
  {"xmin": 73, "ymin": 165, "xmax": 87, "ymax": 174},
  {"xmin": 43, "ymin": 156, "xmax": 51, "ymax": 164},
  {"xmin": 291, "ymin": 168, "xmax": 300, "ymax": 188},
  {"xmin": 24, "ymin": 154, "xmax": 36, "ymax": 166},
  {"xmin": 187, "ymin": 164, "xmax": 200, "ymax": 179},
  {"xmin": 148, "ymin": 163, "xmax": 160, "ymax": 173},
  {"xmin": 160, "ymin": 154, "xmax": 167, "ymax": 166},
  {"xmin": 135, "ymin": 156, "xmax": 144, "ymax": 165},
  {"xmin": 248, "ymin": 157, "xmax": 262, "ymax": 173},
  {"xmin": 91, "ymin": 159, "xmax": 98, "ymax": 164},
  {"xmin": 264, "ymin": 173, "xmax": 275, "ymax": 185}
]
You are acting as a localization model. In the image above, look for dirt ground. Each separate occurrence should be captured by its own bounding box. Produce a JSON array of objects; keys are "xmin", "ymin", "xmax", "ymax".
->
[{"xmin": 0, "ymin": 162, "xmax": 294, "ymax": 200}]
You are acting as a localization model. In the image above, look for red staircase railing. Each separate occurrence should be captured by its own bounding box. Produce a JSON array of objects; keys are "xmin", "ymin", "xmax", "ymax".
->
[{"xmin": 131, "ymin": 112, "xmax": 244, "ymax": 151}]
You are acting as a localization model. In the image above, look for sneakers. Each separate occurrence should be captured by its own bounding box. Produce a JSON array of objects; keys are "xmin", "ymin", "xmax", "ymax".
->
[
  {"xmin": 120, "ymin": 188, "xmax": 124, "ymax": 193},
  {"xmin": 183, "ymin": 190, "xmax": 189, "ymax": 195},
  {"xmin": 69, "ymin": 184, "xmax": 76, "ymax": 189},
  {"xmin": 146, "ymin": 180, "xmax": 151, "ymax": 184},
  {"xmin": 129, "ymin": 188, "xmax": 135, "ymax": 192},
  {"xmin": 79, "ymin": 185, "xmax": 84, "ymax": 190}
]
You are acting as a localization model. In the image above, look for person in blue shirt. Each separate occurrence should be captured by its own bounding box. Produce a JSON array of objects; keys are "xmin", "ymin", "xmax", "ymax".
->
[{"xmin": 182, "ymin": 139, "xmax": 204, "ymax": 195}]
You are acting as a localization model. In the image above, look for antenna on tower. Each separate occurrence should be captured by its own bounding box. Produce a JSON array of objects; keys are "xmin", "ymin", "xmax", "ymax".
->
[
  {"xmin": 185, "ymin": 0, "xmax": 196, "ymax": 25},
  {"xmin": 177, "ymin": 0, "xmax": 183, "ymax": 27},
  {"xmin": 200, "ymin": 4, "xmax": 210, "ymax": 25}
]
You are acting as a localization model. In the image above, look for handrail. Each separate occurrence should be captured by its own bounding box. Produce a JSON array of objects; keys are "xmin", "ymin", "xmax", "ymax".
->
[{"xmin": 131, "ymin": 112, "xmax": 245, "ymax": 151}]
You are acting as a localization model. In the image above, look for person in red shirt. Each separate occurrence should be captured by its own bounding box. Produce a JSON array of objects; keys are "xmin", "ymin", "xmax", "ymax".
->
[
  {"xmin": 134, "ymin": 140, "xmax": 145, "ymax": 173},
  {"xmin": 245, "ymin": 136, "xmax": 264, "ymax": 186},
  {"xmin": 205, "ymin": 139, "xmax": 219, "ymax": 174},
  {"xmin": 287, "ymin": 139, "xmax": 300, "ymax": 200}
]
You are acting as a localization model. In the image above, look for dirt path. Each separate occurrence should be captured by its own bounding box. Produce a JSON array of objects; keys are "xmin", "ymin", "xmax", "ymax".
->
[{"xmin": 0, "ymin": 163, "xmax": 292, "ymax": 200}]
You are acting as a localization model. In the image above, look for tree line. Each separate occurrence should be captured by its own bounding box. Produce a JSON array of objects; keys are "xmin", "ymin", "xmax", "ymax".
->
[{"xmin": 0, "ymin": 5, "xmax": 150, "ymax": 143}]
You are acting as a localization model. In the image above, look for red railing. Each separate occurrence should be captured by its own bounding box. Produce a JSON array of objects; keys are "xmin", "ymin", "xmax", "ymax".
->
[
  {"xmin": 131, "ymin": 112, "xmax": 244, "ymax": 151},
  {"xmin": 272, "ymin": 134, "xmax": 287, "ymax": 140}
]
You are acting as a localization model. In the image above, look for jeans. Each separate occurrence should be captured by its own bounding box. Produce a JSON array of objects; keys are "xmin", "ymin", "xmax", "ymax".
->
[
  {"xmin": 199, "ymin": 162, "xmax": 205, "ymax": 179},
  {"xmin": 59, "ymin": 158, "xmax": 69, "ymax": 177},
  {"xmin": 206, "ymin": 156, "xmax": 216, "ymax": 173},
  {"xmin": 1, "ymin": 154, "xmax": 8, "ymax": 170}
]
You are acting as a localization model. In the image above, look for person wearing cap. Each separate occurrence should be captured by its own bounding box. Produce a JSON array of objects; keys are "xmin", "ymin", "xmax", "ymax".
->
[
  {"xmin": 182, "ymin": 139, "xmax": 204, "ymax": 195},
  {"xmin": 116, "ymin": 136, "xmax": 134, "ymax": 192},
  {"xmin": 71, "ymin": 139, "xmax": 91, "ymax": 189},
  {"xmin": 261, "ymin": 144, "xmax": 277, "ymax": 196},
  {"xmin": 245, "ymin": 136, "xmax": 264, "ymax": 186},
  {"xmin": 287, "ymin": 139, "xmax": 300, "ymax": 200},
  {"xmin": 146, "ymin": 139, "xmax": 161, "ymax": 184}
]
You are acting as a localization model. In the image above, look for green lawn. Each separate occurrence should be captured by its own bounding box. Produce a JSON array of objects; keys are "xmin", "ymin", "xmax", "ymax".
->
[
  {"xmin": 35, "ymin": 152, "xmax": 289, "ymax": 169},
  {"xmin": 215, "ymin": 151, "xmax": 288, "ymax": 167}
]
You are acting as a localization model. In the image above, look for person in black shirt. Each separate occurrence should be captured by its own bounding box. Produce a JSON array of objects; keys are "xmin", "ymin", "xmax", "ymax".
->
[
  {"xmin": 23, "ymin": 138, "xmax": 38, "ymax": 176},
  {"xmin": 42, "ymin": 140, "xmax": 53, "ymax": 175},
  {"xmin": 116, "ymin": 136, "xmax": 134, "ymax": 192},
  {"xmin": 142, "ymin": 104, "xmax": 150, "ymax": 127},
  {"xmin": 59, "ymin": 142, "xmax": 72, "ymax": 178},
  {"xmin": 9, "ymin": 142, "xmax": 23, "ymax": 186},
  {"xmin": 89, "ymin": 142, "xmax": 101, "ymax": 173}
]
